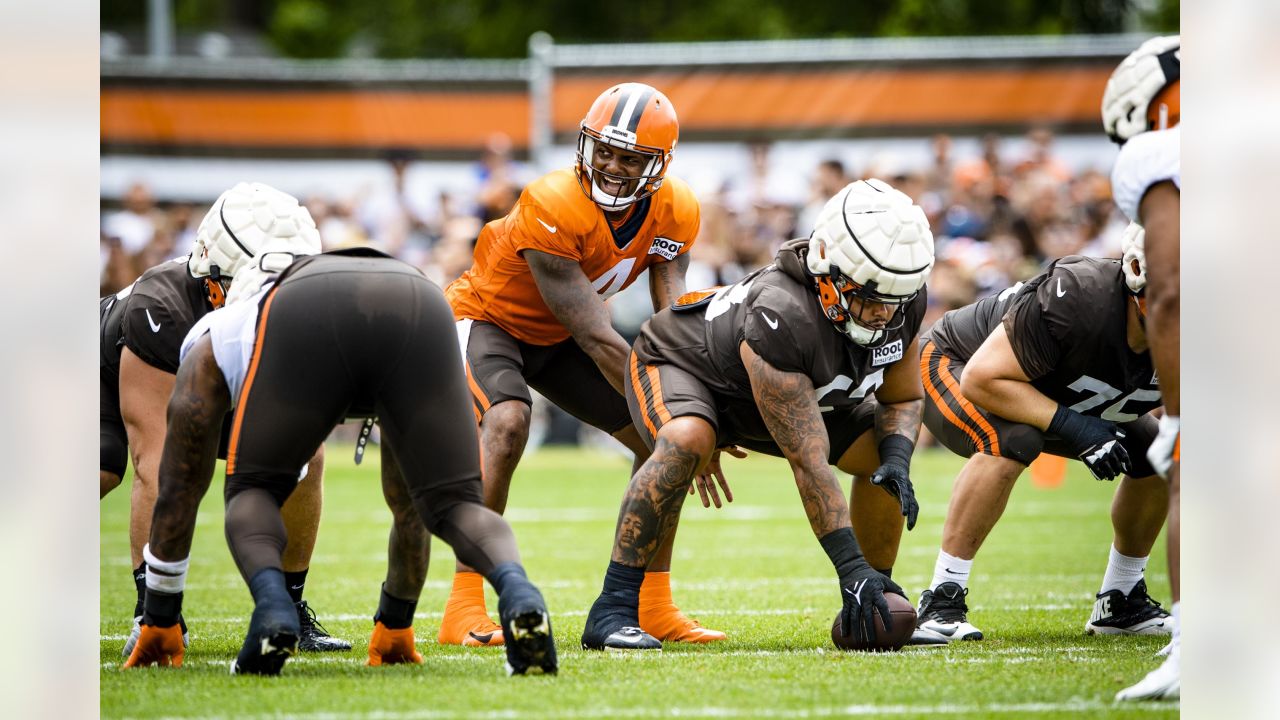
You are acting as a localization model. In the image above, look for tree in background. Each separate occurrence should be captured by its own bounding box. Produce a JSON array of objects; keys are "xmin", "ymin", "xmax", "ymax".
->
[{"xmin": 101, "ymin": 0, "xmax": 1180, "ymax": 60}]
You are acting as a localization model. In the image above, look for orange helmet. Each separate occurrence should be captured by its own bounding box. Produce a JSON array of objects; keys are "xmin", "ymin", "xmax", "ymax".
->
[{"xmin": 576, "ymin": 83, "xmax": 679, "ymax": 209}]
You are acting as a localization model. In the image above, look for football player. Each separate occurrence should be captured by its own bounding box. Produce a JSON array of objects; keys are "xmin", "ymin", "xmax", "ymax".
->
[
  {"xmin": 441, "ymin": 82, "xmax": 727, "ymax": 646},
  {"xmin": 912, "ymin": 229, "xmax": 1172, "ymax": 644},
  {"xmin": 1103, "ymin": 35, "xmax": 1181, "ymax": 702},
  {"xmin": 580, "ymin": 179, "xmax": 934, "ymax": 650},
  {"xmin": 124, "ymin": 247, "xmax": 557, "ymax": 676},
  {"xmin": 100, "ymin": 182, "xmax": 350, "ymax": 655}
]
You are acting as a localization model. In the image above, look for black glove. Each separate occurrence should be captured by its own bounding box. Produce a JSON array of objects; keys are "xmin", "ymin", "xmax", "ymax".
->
[
  {"xmin": 1048, "ymin": 406, "xmax": 1131, "ymax": 481},
  {"xmin": 870, "ymin": 435, "xmax": 919, "ymax": 530},
  {"xmin": 819, "ymin": 528, "xmax": 907, "ymax": 645},
  {"xmin": 839, "ymin": 563, "xmax": 907, "ymax": 644}
]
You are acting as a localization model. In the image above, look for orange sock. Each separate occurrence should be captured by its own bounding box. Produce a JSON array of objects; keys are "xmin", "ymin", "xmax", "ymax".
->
[
  {"xmin": 437, "ymin": 571, "xmax": 504, "ymax": 646},
  {"xmin": 639, "ymin": 571, "xmax": 726, "ymax": 643}
]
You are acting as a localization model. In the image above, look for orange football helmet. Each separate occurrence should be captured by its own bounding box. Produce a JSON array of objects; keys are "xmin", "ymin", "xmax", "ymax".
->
[{"xmin": 576, "ymin": 83, "xmax": 679, "ymax": 209}]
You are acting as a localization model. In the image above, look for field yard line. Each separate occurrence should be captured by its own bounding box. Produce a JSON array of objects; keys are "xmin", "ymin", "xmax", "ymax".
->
[{"xmin": 112, "ymin": 698, "xmax": 1175, "ymax": 719}]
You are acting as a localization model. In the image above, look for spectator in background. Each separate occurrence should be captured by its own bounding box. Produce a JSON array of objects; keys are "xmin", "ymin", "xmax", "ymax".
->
[
  {"xmin": 473, "ymin": 133, "xmax": 524, "ymax": 223},
  {"xmin": 795, "ymin": 159, "xmax": 849, "ymax": 237},
  {"xmin": 101, "ymin": 182, "xmax": 162, "ymax": 287},
  {"xmin": 358, "ymin": 150, "xmax": 440, "ymax": 261}
]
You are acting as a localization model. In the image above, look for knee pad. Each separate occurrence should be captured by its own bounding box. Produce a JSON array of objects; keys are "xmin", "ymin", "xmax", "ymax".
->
[
  {"xmin": 224, "ymin": 472, "xmax": 297, "ymax": 507},
  {"xmin": 411, "ymin": 478, "xmax": 484, "ymax": 534},
  {"xmin": 1000, "ymin": 424, "xmax": 1046, "ymax": 467}
]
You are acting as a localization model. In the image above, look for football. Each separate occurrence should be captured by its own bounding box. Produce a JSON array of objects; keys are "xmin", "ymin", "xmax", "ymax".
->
[{"xmin": 831, "ymin": 593, "xmax": 917, "ymax": 652}]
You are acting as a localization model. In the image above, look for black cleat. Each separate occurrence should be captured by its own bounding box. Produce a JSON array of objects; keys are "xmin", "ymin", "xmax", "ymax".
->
[
  {"xmin": 295, "ymin": 600, "xmax": 353, "ymax": 652},
  {"xmin": 1085, "ymin": 579, "xmax": 1171, "ymax": 636},
  {"xmin": 917, "ymin": 582, "xmax": 983, "ymax": 641},
  {"xmin": 581, "ymin": 601, "xmax": 661, "ymax": 652},
  {"xmin": 498, "ymin": 583, "xmax": 557, "ymax": 675},
  {"xmin": 231, "ymin": 599, "xmax": 300, "ymax": 676}
]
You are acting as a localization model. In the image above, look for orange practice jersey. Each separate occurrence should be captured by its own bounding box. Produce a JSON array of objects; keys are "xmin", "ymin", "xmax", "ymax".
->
[{"xmin": 447, "ymin": 168, "xmax": 700, "ymax": 345}]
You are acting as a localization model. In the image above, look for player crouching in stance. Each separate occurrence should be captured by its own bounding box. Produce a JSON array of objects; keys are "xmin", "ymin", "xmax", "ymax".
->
[
  {"xmin": 124, "ymin": 247, "xmax": 556, "ymax": 676},
  {"xmin": 914, "ymin": 224, "xmax": 1171, "ymax": 644},
  {"xmin": 581, "ymin": 180, "xmax": 935, "ymax": 650}
]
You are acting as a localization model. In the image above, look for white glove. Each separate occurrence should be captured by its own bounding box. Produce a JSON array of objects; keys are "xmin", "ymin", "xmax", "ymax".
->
[{"xmin": 1146, "ymin": 415, "xmax": 1180, "ymax": 479}]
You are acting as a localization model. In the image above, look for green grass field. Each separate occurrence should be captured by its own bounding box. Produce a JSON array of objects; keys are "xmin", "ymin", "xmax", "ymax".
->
[{"xmin": 101, "ymin": 444, "xmax": 1176, "ymax": 719}]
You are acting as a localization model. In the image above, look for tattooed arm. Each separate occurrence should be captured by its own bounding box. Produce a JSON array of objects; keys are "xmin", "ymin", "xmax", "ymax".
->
[
  {"xmin": 147, "ymin": 334, "xmax": 231, "ymax": 562},
  {"xmin": 647, "ymin": 252, "xmax": 690, "ymax": 311},
  {"xmin": 525, "ymin": 249, "xmax": 632, "ymax": 395},
  {"xmin": 740, "ymin": 341, "xmax": 850, "ymax": 538},
  {"xmin": 873, "ymin": 337, "xmax": 925, "ymax": 444},
  {"xmin": 870, "ymin": 337, "xmax": 923, "ymax": 529}
]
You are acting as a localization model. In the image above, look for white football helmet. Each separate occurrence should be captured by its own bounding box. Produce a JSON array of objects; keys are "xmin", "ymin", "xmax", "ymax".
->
[
  {"xmin": 806, "ymin": 179, "xmax": 935, "ymax": 346},
  {"xmin": 1120, "ymin": 221, "xmax": 1147, "ymax": 294},
  {"xmin": 189, "ymin": 182, "xmax": 322, "ymax": 282},
  {"xmin": 1102, "ymin": 35, "xmax": 1180, "ymax": 144}
]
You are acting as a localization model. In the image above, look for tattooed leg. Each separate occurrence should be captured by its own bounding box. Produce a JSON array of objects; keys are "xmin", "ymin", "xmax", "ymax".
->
[{"xmin": 611, "ymin": 416, "xmax": 715, "ymax": 568}]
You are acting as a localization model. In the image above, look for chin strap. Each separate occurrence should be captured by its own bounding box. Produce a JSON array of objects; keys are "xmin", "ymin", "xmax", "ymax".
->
[{"xmin": 205, "ymin": 277, "xmax": 226, "ymax": 309}]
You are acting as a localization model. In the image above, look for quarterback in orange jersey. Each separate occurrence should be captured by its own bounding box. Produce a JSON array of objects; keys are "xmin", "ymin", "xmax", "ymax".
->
[{"xmin": 440, "ymin": 82, "xmax": 729, "ymax": 647}]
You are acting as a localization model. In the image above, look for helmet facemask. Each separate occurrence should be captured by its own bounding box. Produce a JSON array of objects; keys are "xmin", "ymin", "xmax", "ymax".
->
[
  {"xmin": 812, "ymin": 260, "xmax": 917, "ymax": 346},
  {"xmin": 576, "ymin": 127, "xmax": 670, "ymax": 209}
]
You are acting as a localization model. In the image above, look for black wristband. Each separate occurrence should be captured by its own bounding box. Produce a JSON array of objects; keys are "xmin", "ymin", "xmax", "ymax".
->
[
  {"xmin": 877, "ymin": 434, "xmax": 915, "ymax": 469},
  {"xmin": 373, "ymin": 584, "xmax": 418, "ymax": 630},
  {"xmin": 1048, "ymin": 405, "xmax": 1095, "ymax": 449},
  {"xmin": 818, "ymin": 528, "xmax": 870, "ymax": 586},
  {"xmin": 142, "ymin": 590, "xmax": 184, "ymax": 628}
]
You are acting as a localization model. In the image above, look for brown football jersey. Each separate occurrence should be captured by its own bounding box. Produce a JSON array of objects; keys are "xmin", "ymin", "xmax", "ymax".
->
[
  {"xmin": 927, "ymin": 255, "xmax": 1160, "ymax": 421},
  {"xmin": 634, "ymin": 239, "xmax": 927, "ymax": 442}
]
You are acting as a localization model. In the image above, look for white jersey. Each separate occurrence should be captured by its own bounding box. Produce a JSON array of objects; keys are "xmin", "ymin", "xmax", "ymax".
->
[
  {"xmin": 1111, "ymin": 126, "xmax": 1180, "ymax": 223},
  {"xmin": 179, "ymin": 284, "xmax": 274, "ymax": 406}
]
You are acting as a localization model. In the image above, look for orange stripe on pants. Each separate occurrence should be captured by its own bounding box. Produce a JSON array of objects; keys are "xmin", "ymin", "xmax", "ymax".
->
[
  {"xmin": 226, "ymin": 286, "xmax": 279, "ymax": 474},
  {"xmin": 629, "ymin": 352, "xmax": 658, "ymax": 441},
  {"xmin": 920, "ymin": 343, "xmax": 989, "ymax": 454},
  {"xmin": 644, "ymin": 365, "xmax": 673, "ymax": 424},
  {"xmin": 936, "ymin": 354, "xmax": 1002, "ymax": 456}
]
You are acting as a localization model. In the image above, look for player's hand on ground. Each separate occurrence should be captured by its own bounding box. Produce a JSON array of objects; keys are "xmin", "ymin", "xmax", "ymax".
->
[
  {"xmin": 869, "ymin": 462, "xmax": 919, "ymax": 530},
  {"xmin": 366, "ymin": 622, "xmax": 423, "ymax": 666},
  {"xmin": 690, "ymin": 446, "xmax": 742, "ymax": 509},
  {"xmin": 122, "ymin": 623, "xmax": 185, "ymax": 669},
  {"xmin": 839, "ymin": 566, "xmax": 906, "ymax": 645}
]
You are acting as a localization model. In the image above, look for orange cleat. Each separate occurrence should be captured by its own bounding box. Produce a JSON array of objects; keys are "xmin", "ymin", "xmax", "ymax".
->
[
  {"xmin": 122, "ymin": 623, "xmax": 185, "ymax": 669},
  {"xmin": 639, "ymin": 571, "xmax": 727, "ymax": 643},
  {"xmin": 437, "ymin": 571, "xmax": 505, "ymax": 646},
  {"xmin": 366, "ymin": 622, "xmax": 423, "ymax": 666}
]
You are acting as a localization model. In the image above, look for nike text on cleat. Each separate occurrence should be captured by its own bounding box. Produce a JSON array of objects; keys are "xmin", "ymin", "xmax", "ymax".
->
[
  {"xmin": 123, "ymin": 614, "xmax": 188, "ymax": 657},
  {"xmin": 1085, "ymin": 579, "xmax": 1171, "ymax": 636},
  {"xmin": 295, "ymin": 600, "xmax": 353, "ymax": 651},
  {"xmin": 917, "ymin": 582, "xmax": 984, "ymax": 641}
]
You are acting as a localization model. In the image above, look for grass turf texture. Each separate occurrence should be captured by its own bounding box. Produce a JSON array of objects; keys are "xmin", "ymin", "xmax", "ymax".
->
[{"xmin": 101, "ymin": 444, "xmax": 1176, "ymax": 719}]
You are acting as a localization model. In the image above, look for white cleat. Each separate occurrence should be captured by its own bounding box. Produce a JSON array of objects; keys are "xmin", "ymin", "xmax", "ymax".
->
[{"xmin": 1116, "ymin": 651, "xmax": 1179, "ymax": 701}]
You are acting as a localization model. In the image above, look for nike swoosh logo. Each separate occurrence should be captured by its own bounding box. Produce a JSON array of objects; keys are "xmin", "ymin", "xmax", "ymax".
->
[
  {"xmin": 467, "ymin": 631, "xmax": 495, "ymax": 644},
  {"xmin": 145, "ymin": 308, "xmax": 161, "ymax": 333},
  {"xmin": 760, "ymin": 311, "xmax": 779, "ymax": 330},
  {"xmin": 607, "ymin": 629, "xmax": 651, "ymax": 645},
  {"xmin": 1055, "ymin": 278, "xmax": 1066, "ymax": 298},
  {"xmin": 535, "ymin": 217, "xmax": 557, "ymax": 234},
  {"xmin": 944, "ymin": 568, "xmax": 963, "ymax": 574}
]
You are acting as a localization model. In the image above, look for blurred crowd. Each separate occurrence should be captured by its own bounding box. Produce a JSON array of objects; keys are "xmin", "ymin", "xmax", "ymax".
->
[{"xmin": 101, "ymin": 127, "xmax": 1128, "ymax": 337}]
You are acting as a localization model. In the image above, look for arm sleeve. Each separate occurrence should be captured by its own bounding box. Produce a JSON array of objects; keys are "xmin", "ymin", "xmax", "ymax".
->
[
  {"xmin": 1001, "ymin": 270, "xmax": 1077, "ymax": 380},
  {"xmin": 122, "ymin": 298, "xmax": 183, "ymax": 374}
]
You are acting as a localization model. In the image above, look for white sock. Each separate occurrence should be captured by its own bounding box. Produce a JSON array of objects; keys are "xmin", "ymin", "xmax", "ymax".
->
[
  {"xmin": 930, "ymin": 550, "xmax": 973, "ymax": 591},
  {"xmin": 1100, "ymin": 544, "xmax": 1147, "ymax": 595}
]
